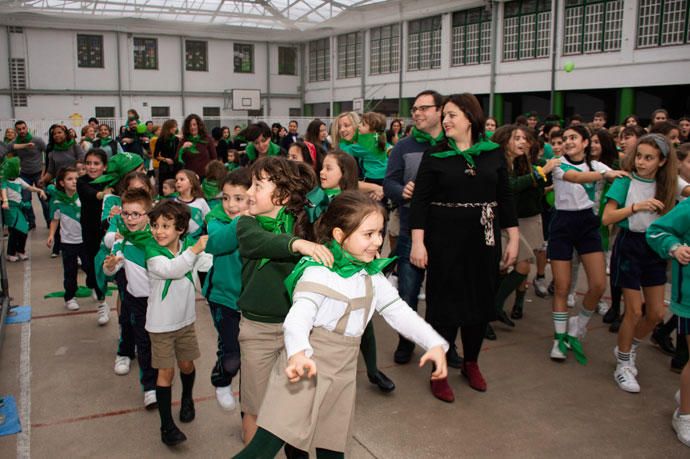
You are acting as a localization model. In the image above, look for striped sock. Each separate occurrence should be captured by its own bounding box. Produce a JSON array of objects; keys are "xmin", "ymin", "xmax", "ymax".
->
[
  {"xmin": 616, "ymin": 347, "xmax": 631, "ymax": 364},
  {"xmin": 553, "ymin": 312, "xmax": 569, "ymax": 335},
  {"xmin": 578, "ymin": 308, "xmax": 594, "ymax": 328},
  {"xmin": 632, "ymin": 338, "xmax": 642, "ymax": 352}
]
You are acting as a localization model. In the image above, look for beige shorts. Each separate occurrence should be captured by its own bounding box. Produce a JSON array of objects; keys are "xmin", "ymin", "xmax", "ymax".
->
[
  {"xmin": 388, "ymin": 207, "xmax": 400, "ymax": 237},
  {"xmin": 238, "ymin": 317, "xmax": 284, "ymax": 416},
  {"xmin": 501, "ymin": 229, "xmax": 535, "ymax": 264},
  {"xmin": 518, "ymin": 215, "xmax": 545, "ymax": 252},
  {"xmin": 150, "ymin": 323, "xmax": 201, "ymax": 369}
]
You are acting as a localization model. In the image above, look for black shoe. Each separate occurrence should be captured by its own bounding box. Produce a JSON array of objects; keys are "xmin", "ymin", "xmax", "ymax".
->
[
  {"xmin": 394, "ymin": 336, "xmax": 415, "ymax": 364},
  {"xmin": 609, "ymin": 315, "xmax": 622, "ymax": 333},
  {"xmin": 447, "ymin": 345, "xmax": 463, "ymax": 369},
  {"xmin": 603, "ymin": 305, "xmax": 619, "ymax": 324},
  {"xmin": 651, "ymin": 327, "xmax": 676, "ymax": 356},
  {"xmin": 179, "ymin": 397, "xmax": 195, "ymax": 423},
  {"xmin": 496, "ymin": 309, "xmax": 516, "ymax": 328},
  {"xmin": 368, "ymin": 370, "xmax": 395, "ymax": 393},
  {"xmin": 510, "ymin": 304, "xmax": 523, "ymax": 320},
  {"xmin": 485, "ymin": 324, "xmax": 497, "ymax": 341},
  {"xmin": 161, "ymin": 425, "xmax": 187, "ymax": 446}
]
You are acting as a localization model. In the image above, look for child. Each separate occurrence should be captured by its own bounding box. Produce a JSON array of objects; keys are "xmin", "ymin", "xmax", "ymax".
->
[
  {"xmin": 549, "ymin": 129, "xmax": 564, "ymax": 157},
  {"xmin": 103, "ymin": 188, "xmax": 158, "ymax": 408},
  {"xmin": 233, "ymin": 191, "xmax": 448, "ymax": 459},
  {"xmin": 47, "ymin": 167, "xmax": 97, "ymax": 312},
  {"xmin": 161, "ymin": 178, "xmax": 177, "ymax": 199},
  {"xmin": 1, "ymin": 157, "xmax": 47, "ymax": 261},
  {"xmin": 174, "ymin": 169, "xmax": 210, "ymax": 240},
  {"xmin": 603, "ymin": 134, "xmax": 677, "ymax": 392},
  {"xmin": 202, "ymin": 160, "xmax": 226, "ymax": 208},
  {"xmin": 145, "ymin": 200, "xmax": 208, "ymax": 446},
  {"xmin": 353, "ymin": 112, "xmax": 390, "ymax": 185},
  {"xmin": 236, "ymin": 156, "xmax": 330, "ymax": 445},
  {"xmin": 646, "ymin": 195, "xmax": 690, "ymax": 447},
  {"xmin": 548, "ymin": 125, "xmax": 627, "ymax": 363},
  {"xmin": 226, "ymin": 149, "xmax": 240, "ymax": 171},
  {"xmin": 202, "ymin": 168, "xmax": 251, "ymax": 410},
  {"xmin": 75, "ymin": 159, "xmax": 86, "ymax": 177},
  {"xmin": 287, "ymin": 141, "xmax": 316, "ymax": 168}
]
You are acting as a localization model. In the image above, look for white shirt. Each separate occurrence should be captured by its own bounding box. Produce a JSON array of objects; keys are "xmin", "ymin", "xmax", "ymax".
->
[
  {"xmin": 284, "ymin": 266, "xmax": 448, "ymax": 359},
  {"xmin": 552, "ymin": 156, "xmax": 611, "ymax": 211},
  {"xmin": 104, "ymin": 240, "xmax": 150, "ymax": 298},
  {"xmin": 678, "ymin": 176, "xmax": 689, "ymax": 202}
]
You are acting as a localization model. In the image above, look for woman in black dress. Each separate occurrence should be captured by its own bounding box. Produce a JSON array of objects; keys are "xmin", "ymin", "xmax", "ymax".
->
[
  {"xmin": 410, "ymin": 93, "xmax": 519, "ymax": 403},
  {"xmin": 154, "ymin": 119, "xmax": 181, "ymax": 194}
]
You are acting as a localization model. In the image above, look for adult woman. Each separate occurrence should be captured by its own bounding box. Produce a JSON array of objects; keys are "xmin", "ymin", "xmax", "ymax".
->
[
  {"xmin": 1, "ymin": 127, "xmax": 16, "ymax": 158},
  {"xmin": 176, "ymin": 114, "xmax": 217, "ymax": 179},
  {"xmin": 42, "ymin": 124, "xmax": 85, "ymax": 185},
  {"xmin": 485, "ymin": 117, "xmax": 498, "ymax": 134},
  {"xmin": 409, "ymin": 93, "xmax": 518, "ymax": 402},
  {"xmin": 305, "ymin": 118, "xmax": 329, "ymax": 170},
  {"xmin": 80, "ymin": 125, "xmax": 97, "ymax": 152},
  {"xmin": 387, "ymin": 118, "xmax": 404, "ymax": 145},
  {"xmin": 155, "ymin": 119, "xmax": 182, "ymax": 193},
  {"xmin": 216, "ymin": 126, "xmax": 232, "ymax": 164},
  {"xmin": 95, "ymin": 124, "xmax": 124, "ymax": 158},
  {"xmin": 623, "ymin": 115, "xmax": 639, "ymax": 127}
]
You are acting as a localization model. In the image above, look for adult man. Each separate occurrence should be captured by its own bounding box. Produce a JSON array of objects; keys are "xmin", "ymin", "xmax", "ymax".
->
[
  {"xmin": 119, "ymin": 118, "xmax": 145, "ymax": 157},
  {"xmin": 279, "ymin": 119, "xmax": 300, "ymax": 150},
  {"xmin": 10, "ymin": 121, "xmax": 47, "ymax": 229},
  {"xmin": 383, "ymin": 90, "xmax": 461, "ymax": 367}
]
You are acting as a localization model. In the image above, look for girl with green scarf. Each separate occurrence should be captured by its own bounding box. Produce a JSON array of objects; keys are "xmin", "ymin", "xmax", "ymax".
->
[{"xmin": 96, "ymin": 124, "xmax": 125, "ymax": 159}]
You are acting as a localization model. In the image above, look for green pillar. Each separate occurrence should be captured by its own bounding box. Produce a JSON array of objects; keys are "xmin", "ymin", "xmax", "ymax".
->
[
  {"xmin": 399, "ymin": 97, "xmax": 411, "ymax": 117},
  {"xmin": 492, "ymin": 93, "xmax": 504, "ymax": 125},
  {"xmin": 552, "ymin": 91, "xmax": 564, "ymax": 121},
  {"xmin": 618, "ymin": 88, "xmax": 635, "ymax": 124},
  {"xmin": 303, "ymin": 103, "xmax": 313, "ymax": 117},
  {"xmin": 333, "ymin": 101, "xmax": 342, "ymax": 116}
]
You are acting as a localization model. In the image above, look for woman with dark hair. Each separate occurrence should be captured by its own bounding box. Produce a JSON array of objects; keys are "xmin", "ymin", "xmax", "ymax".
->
[
  {"xmin": 155, "ymin": 119, "xmax": 182, "ymax": 194},
  {"xmin": 387, "ymin": 118, "xmax": 404, "ymax": 145},
  {"xmin": 304, "ymin": 119, "xmax": 328, "ymax": 172},
  {"xmin": 409, "ymin": 93, "xmax": 519, "ymax": 402},
  {"xmin": 623, "ymin": 114, "xmax": 639, "ymax": 127},
  {"xmin": 176, "ymin": 114, "xmax": 217, "ymax": 179},
  {"xmin": 271, "ymin": 123, "xmax": 282, "ymax": 144},
  {"xmin": 41, "ymin": 124, "xmax": 85, "ymax": 185},
  {"xmin": 217, "ymin": 126, "xmax": 232, "ymax": 164}
]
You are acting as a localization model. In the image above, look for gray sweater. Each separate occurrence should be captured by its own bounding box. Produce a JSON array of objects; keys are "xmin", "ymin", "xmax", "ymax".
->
[
  {"xmin": 10, "ymin": 137, "xmax": 47, "ymax": 175},
  {"xmin": 47, "ymin": 144, "xmax": 85, "ymax": 178}
]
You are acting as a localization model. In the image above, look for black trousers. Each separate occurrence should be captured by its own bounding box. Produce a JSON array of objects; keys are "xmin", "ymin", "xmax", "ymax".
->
[
  {"xmin": 124, "ymin": 292, "xmax": 157, "ymax": 391},
  {"xmin": 433, "ymin": 322, "xmax": 486, "ymax": 363},
  {"xmin": 116, "ymin": 271, "xmax": 136, "ymax": 358},
  {"xmin": 208, "ymin": 301, "xmax": 241, "ymax": 388},
  {"xmin": 7, "ymin": 227, "xmax": 27, "ymax": 256},
  {"xmin": 61, "ymin": 242, "xmax": 92, "ymax": 301}
]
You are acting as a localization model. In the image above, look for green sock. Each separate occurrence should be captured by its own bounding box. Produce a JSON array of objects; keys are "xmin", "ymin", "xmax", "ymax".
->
[
  {"xmin": 514, "ymin": 289, "xmax": 526, "ymax": 309},
  {"xmin": 360, "ymin": 321, "xmax": 379, "ymax": 376},
  {"xmin": 316, "ymin": 448, "xmax": 345, "ymax": 459},
  {"xmin": 232, "ymin": 428, "xmax": 285, "ymax": 459},
  {"xmin": 495, "ymin": 271, "xmax": 527, "ymax": 312}
]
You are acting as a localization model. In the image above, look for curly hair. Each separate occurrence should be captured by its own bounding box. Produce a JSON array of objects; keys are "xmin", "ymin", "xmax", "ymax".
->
[{"xmin": 181, "ymin": 114, "xmax": 209, "ymax": 140}]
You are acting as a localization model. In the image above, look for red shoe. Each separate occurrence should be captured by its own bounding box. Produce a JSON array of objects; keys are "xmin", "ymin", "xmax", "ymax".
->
[
  {"xmin": 430, "ymin": 377, "xmax": 455, "ymax": 403},
  {"xmin": 461, "ymin": 361, "xmax": 487, "ymax": 392}
]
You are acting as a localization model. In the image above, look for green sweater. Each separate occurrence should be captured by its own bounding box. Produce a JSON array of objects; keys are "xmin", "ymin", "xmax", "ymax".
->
[
  {"xmin": 202, "ymin": 218, "xmax": 242, "ymax": 310},
  {"xmin": 646, "ymin": 198, "xmax": 690, "ymax": 318},
  {"xmin": 236, "ymin": 216, "xmax": 300, "ymax": 323},
  {"xmin": 340, "ymin": 141, "xmax": 388, "ymax": 180},
  {"xmin": 510, "ymin": 164, "xmax": 546, "ymax": 218}
]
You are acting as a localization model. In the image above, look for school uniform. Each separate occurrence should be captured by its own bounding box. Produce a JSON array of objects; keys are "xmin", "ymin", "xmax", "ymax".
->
[
  {"xmin": 2, "ymin": 177, "xmax": 32, "ymax": 255},
  {"xmin": 547, "ymin": 156, "xmax": 611, "ymax": 261},
  {"xmin": 77, "ymin": 175, "xmax": 106, "ymax": 299},
  {"xmin": 174, "ymin": 197, "xmax": 210, "ymax": 240},
  {"xmin": 341, "ymin": 134, "xmax": 389, "ymax": 182}
]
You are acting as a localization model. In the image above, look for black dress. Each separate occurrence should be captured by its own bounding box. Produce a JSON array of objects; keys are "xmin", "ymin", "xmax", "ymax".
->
[
  {"xmin": 154, "ymin": 136, "xmax": 181, "ymax": 193},
  {"xmin": 409, "ymin": 142, "xmax": 517, "ymax": 327}
]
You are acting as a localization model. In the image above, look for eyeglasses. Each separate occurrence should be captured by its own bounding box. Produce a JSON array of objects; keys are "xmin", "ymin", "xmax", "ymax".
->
[
  {"xmin": 121, "ymin": 211, "xmax": 146, "ymax": 220},
  {"xmin": 410, "ymin": 105, "xmax": 437, "ymax": 115}
]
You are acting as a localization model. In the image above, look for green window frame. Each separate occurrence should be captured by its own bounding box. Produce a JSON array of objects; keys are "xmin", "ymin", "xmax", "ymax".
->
[
  {"xmin": 503, "ymin": 0, "xmax": 552, "ymax": 61},
  {"xmin": 452, "ymin": 7, "xmax": 492, "ymax": 66},
  {"xmin": 407, "ymin": 16, "xmax": 442, "ymax": 71},
  {"xmin": 308, "ymin": 38, "xmax": 330, "ymax": 82},
  {"xmin": 370, "ymin": 24, "xmax": 400, "ymax": 75},
  {"xmin": 637, "ymin": 0, "xmax": 690, "ymax": 48}
]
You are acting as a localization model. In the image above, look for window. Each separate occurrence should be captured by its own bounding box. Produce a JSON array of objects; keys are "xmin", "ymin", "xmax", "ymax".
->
[
  {"xmin": 562, "ymin": 1, "xmax": 624, "ymax": 55},
  {"xmin": 77, "ymin": 34, "xmax": 104, "ymax": 68},
  {"xmin": 637, "ymin": 0, "xmax": 689, "ymax": 48},
  {"xmin": 337, "ymin": 32, "xmax": 362, "ymax": 79},
  {"xmin": 95, "ymin": 106, "xmax": 115, "ymax": 118},
  {"xmin": 503, "ymin": 0, "xmax": 552, "ymax": 61},
  {"xmin": 408, "ymin": 16, "xmax": 442, "ymax": 71},
  {"xmin": 186, "ymin": 40, "xmax": 208, "ymax": 71},
  {"xmin": 133, "ymin": 37, "xmax": 158, "ymax": 70},
  {"xmin": 203, "ymin": 107, "xmax": 221, "ymax": 131},
  {"xmin": 278, "ymin": 46, "xmax": 297, "ymax": 75},
  {"xmin": 452, "ymin": 8, "xmax": 491, "ymax": 66},
  {"xmin": 309, "ymin": 38, "xmax": 330, "ymax": 82},
  {"xmin": 151, "ymin": 106, "xmax": 170, "ymax": 118},
  {"xmin": 370, "ymin": 24, "xmax": 400, "ymax": 75},
  {"xmin": 232, "ymin": 43, "xmax": 254, "ymax": 73},
  {"xmin": 10, "ymin": 58, "xmax": 27, "ymax": 107},
  {"xmin": 8, "ymin": 26, "xmax": 23, "ymax": 33}
]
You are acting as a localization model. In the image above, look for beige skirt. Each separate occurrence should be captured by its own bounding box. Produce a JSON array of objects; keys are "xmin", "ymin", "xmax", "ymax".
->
[
  {"xmin": 501, "ymin": 229, "xmax": 534, "ymax": 263},
  {"xmin": 257, "ymin": 327, "xmax": 360, "ymax": 453},
  {"xmin": 238, "ymin": 318, "xmax": 284, "ymax": 416},
  {"xmin": 518, "ymin": 215, "xmax": 545, "ymax": 252}
]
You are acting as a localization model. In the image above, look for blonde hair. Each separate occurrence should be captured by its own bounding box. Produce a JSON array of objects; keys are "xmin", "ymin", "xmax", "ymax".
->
[{"xmin": 331, "ymin": 112, "xmax": 361, "ymax": 146}]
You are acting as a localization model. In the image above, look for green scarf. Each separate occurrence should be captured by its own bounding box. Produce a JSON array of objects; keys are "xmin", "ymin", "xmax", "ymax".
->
[
  {"xmin": 17, "ymin": 132, "xmax": 32, "ymax": 143},
  {"xmin": 254, "ymin": 207, "xmax": 295, "ymax": 269},
  {"xmin": 144, "ymin": 237, "xmax": 196, "ymax": 300},
  {"xmin": 155, "ymin": 191, "xmax": 179, "ymax": 201},
  {"xmin": 202, "ymin": 179, "xmax": 220, "ymax": 201},
  {"xmin": 98, "ymin": 136, "xmax": 113, "ymax": 147},
  {"xmin": 226, "ymin": 162, "xmax": 240, "ymax": 172},
  {"xmin": 430, "ymin": 136, "xmax": 499, "ymax": 166},
  {"xmin": 53, "ymin": 139, "xmax": 76, "ymax": 151},
  {"xmin": 357, "ymin": 132, "xmax": 387, "ymax": 158},
  {"xmin": 177, "ymin": 135, "xmax": 207, "ymax": 164},
  {"xmin": 284, "ymin": 240, "xmax": 396, "ymax": 297},
  {"xmin": 338, "ymin": 129, "xmax": 359, "ymax": 147},
  {"xmin": 220, "ymin": 137, "xmax": 233, "ymax": 146},
  {"xmin": 411, "ymin": 127, "xmax": 444, "ymax": 146},
  {"xmin": 52, "ymin": 190, "xmax": 80, "ymax": 221},
  {"xmin": 245, "ymin": 141, "xmax": 281, "ymax": 162},
  {"xmin": 116, "ymin": 220, "xmax": 153, "ymax": 251},
  {"xmin": 205, "ymin": 202, "xmax": 233, "ymax": 224},
  {"xmin": 305, "ymin": 187, "xmax": 341, "ymax": 223}
]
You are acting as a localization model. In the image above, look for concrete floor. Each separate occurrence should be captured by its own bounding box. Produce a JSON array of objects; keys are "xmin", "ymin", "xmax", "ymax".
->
[{"xmin": 0, "ymin": 218, "xmax": 688, "ymax": 458}]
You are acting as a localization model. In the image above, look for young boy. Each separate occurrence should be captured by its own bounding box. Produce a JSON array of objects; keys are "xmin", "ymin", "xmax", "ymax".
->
[
  {"xmin": 103, "ymin": 188, "xmax": 157, "ymax": 409},
  {"xmin": 145, "ymin": 200, "xmax": 207, "ymax": 446},
  {"xmin": 202, "ymin": 169, "xmax": 250, "ymax": 411},
  {"xmin": 161, "ymin": 179, "xmax": 177, "ymax": 199}
]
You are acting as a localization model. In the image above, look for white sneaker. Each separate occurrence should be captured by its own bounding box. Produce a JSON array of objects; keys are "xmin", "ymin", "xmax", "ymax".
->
[
  {"xmin": 567, "ymin": 294, "xmax": 576, "ymax": 308},
  {"xmin": 676, "ymin": 389, "xmax": 681, "ymax": 406},
  {"xmin": 50, "ymin": 253, "xmax": 58, "ymax": 258},
  {"xmin": 533, "ymin": 278, "xmax": 549, "ymax": 297},
  {"xmin": 114, "ymin": 355, "xmax": 131, "ymax": 375},
  {"xmin": 614, "ymin": 364, "xmax": 640, "ymax": 393},
  {"xmin": 550, "ymin": 339, "xmax": 567, "ymax": 361},
  {"xmin": 597, "ymin": 300, "xmax": 609, "ymax": 315},
  {"xmin": 6, "ymin": 255, "xmax": 18, "ymax": 262},
  {"xmin": 17, "ymin": 252, "xmax": 28, "ymax": 261},
  {"xmin": 672, "ymin": 408, "xmax": 690, "ymax": 447},
  {"xmin": 144, "ymin": 390, "xmax": 157, "ymax": 409},
  {"xmin": 215, "ymin": 386, "xmax": 237, "ymax": 411},
  {"xmin": 613, "ymin": 346, "xmax": 638, "ymax": 376},
  {"xmin": 97, "ymin": 302, "xmax": 110, "ymax": 325},
  {"xmin": 65, "ymin": 299, "xmax": 80, "ymax": 311}
]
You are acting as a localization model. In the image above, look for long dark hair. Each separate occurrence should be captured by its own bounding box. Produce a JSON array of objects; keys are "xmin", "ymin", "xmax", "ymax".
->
[
  {"xmin": 159, "ymin": 119, "xmax": 178, "ymax": 143},
  {"xmin": 592, "ymin": 128, "xmax": 618, "ymax": 167},
  {"xmin": 492, "ymin": 125, "xmax": 533, "ymax": 176},
  {"xmin": 442, "ymin": 93, "xmax": 486, "ymax": 143},
  {"xmin": 305, "ymin": 119, "xmax": 326, "ymax": 147},
  {"xmin": 324, "ymin": 150, "xmax": 359, "ymax": 191},
  {"xmin": 182, "ymin": 114, "xmax": 209, "ymax": 140}
]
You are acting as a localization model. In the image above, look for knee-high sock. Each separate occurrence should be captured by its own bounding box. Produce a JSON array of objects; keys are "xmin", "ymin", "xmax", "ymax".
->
[
  {"xmin": 316, "ymin": 448, "xmax": 345, "ymax": 459},
  {"xmin": 360, "ymin": 321, "xmax": 379, "ymax": 376},
  {"xmin": 180, "ymin": 369, "xmax": 195, "ymax": 400},
  {"xmin": 156, "ymin": 386, "xmax": 174, "ymax": 430},
  {"xmin": 495, "ymin": 271, "xmax": 527, "ymax": 312},
  {"xmin": 232, "ymin": 428, "xmax": 285, "ymax": 459}
]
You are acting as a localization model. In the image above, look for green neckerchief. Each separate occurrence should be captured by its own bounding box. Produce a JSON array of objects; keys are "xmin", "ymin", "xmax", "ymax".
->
[
  {"xmin": 245, "ymin": 141, "xmax": 281, "ymax": 162},
  {"xmin": 357, "ymin": 132, "xmax": 387, "ymax": 158},
  {"xmin": 254, "ymin": 207, "xmax": 295, "ymax": 269},
  {"xmin": 305, "ymin": 187, "xmax": 341, "ymax": 223},
  {"xmin": 560, "ymin": 162, "xmax": 596, "ymax": 201},
  {"xmin": 177, "ymin": 135, "xmax": 207, "ymax": 164},
  {"xmin": 205, "ymin": 203, "xmax": 233, "ymax": 224},
  {"xmin": 98, "ymin": 136, "xmax": 113, "ymax": 147},
  {"xmin": 226, "ymin": 162, "xmax": 239, "ymax": 172},
  {"xmin": 202, "ymin": 179, "xmax": 220, "ymax": 201},
  {"xmin": 3, "ymin": 136, "xmax": 13, "ymax": 144},
  {"xmin": 284, "ymin": 240, "xmax": 396, "ymax": 298},
  {"xmin": 430, "ymin": 136, "xmax": 499, "ymax": 166},
  {"xmin": 555, "ymin": 332, "xmax": 587, "ymax": 365},
  {"xmin": 16, "ymin": 132, "xmax": 32, "ymax": 143},
  {"xmin": 116, "ymin": 220, "xmax": 153, "ymax": 251},
  {"xmin": 220, "ymin": 137, "xmax": 233, "ymax": 146},
  {"xmin": 53, "ymin": 139, "xmax": 76, "ymax": 151},
  {"xmin": 144, "ymin": 236, "xmax": 196, "ymax": 300},
  {"xmin": 52, "ymin": 189, "xmax": 80, "ymax": 222},
  {"xmin": 155, "ymin": 191, "xmax": 179, "ymax": 201},
  {"xmin": 338, "ymin": 128, "xmax": 359, "ymax": 147},
  {"xmin": 411, "ymin": 127, "xmax": 444, "ymax": 146}
]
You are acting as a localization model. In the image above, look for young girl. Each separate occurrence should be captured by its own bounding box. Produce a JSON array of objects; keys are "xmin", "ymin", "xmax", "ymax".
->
[
  {"xmin": 226, "ymin": 149, "xmax": 240, "ymax": 171},
  {"xmin": 602, "ymin": 133, "xmax": 677, "ymax": 392},
  {"xmin": 160, "ymin": 179, "xmax": 177, "ymax": 199},
  {"xmin": 548, "ymin": 125, "xmax": 627, "ymax": 363},
  {"xmin": 202, "ymin": 160, "xmax": 227, "ymax": 209},
  {"xmin": 174, "ymin": 169, "xmax": 210, "ymax": 240},
  {"xmin": 353, "ymin": 112, "xmax": 390, "ymax": 186},
  {"xmin": 233, "ymin": 191, "xmax": 448, "ymax": 459},
  {"xmin": 287, "ymin": 141, "xmax": 316, "ymax": 168},
  {"xmin": 95, "ymin": 123, "xmax": 124, "ymax": 158}
]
